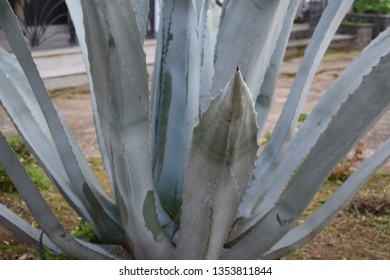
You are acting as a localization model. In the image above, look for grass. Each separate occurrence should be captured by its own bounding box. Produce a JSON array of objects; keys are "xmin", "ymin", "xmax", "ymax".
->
[
  {"xmin": 0, "ymin": 137, "xmax": 51, "ymax": 193},
  {"xmin": 0, "ymin": 145, "xmax": 389, "ymax": 259}
]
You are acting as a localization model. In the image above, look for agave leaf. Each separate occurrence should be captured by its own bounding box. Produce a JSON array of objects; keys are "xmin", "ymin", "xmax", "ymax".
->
[
  {"xmin": 239, "ymin": 0, "xmax": 356, "ymax": 218},
  {"xmin": 0, "ymin": 47, "xmax": 89, "ymax": 220},
  {"xmin": 80, "ymin": 0, "xmax": 174, "ymax": 259},
  {"xmin": 0, "ymin": 203, "xmax": 61, "ymax": 253},
  {"xmin": 0, "ymin": 1, "xmax": 123, "ymax": 243},
  {"xmin": 199, "ymin": 1, "xmax": 216, "ymax": 112},
  {"xmin": 176, "ymin": 70, "xmax": 258, "ymax": 259},
  {"xmin": 0, "ymin": 132, "xmax": 117, "ymax": 259},
  {"xmin": 66, "ymin": 0, "xmax": 114, "ymax": 192},
  {"xmin": 216, "ymin": 0, "xmax": 230, "ymax": 30},
  {"xmin": 213, "ymin": 0, "xmax": 229, "ymax": 50},
  {"xmin": 211, "ymin": 0, "xmax": 289, "ymax": 101},
  {"xmin": 150, "ymin": 0, "xmax": 211, "ymax": 218},
  {"xmin": 255, "ymin": 0, "xmax": 300, "ymax": 135},
  {"xmin": 266, "ymin": 0, "xmax": 355, "ymax": 151},
  {"xmin": 131, "ymin": 0, "xmax": 150, "ymax": 42},
  {"xmin": 263, "ymin": 137, "xmax": 390, "ymax": 260},
  {"xmin": 232, "ymin": 27, "xmax": 390, "ymax": 240},
  {"xmin": 191, "ymin": 0, "xmax": 204, "ymax": 21},
  {"xmin": 223, "ymin": 52, "xmax": 390, "ymax": 259},
  {"xmin": 255, "ymin": 27, "xmax": 390, "ymax": 216},
  {"xmin": 241, "ymin": 27, "xmax": 390, "ymax": 234},
  {"xmin": 66, "ymin": 0, "xmax": 152, "ymax": 196}
]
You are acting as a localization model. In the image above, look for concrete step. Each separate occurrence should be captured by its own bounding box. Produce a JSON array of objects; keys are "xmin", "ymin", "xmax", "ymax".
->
[
  {"xmin": 289, "ymin": 23, "xmax": 313, "ymax": 40},
  {"xmin": 288, "ymin": 34, "xmax": 356, "ymax": 49},
  {"xmin": 33, "ymin": 39, "xmax": 156, "ymax": 90},
  {"xmin": 288, "ymin": 34, "xmax": 356, "ymax": 48},
  {"xmin": 329, "ymin": 34, "xmax": 357, "ymax": 48},
  {"xmin": 33, "ymin": 48, "xmax": 87, "ymax": 91}
]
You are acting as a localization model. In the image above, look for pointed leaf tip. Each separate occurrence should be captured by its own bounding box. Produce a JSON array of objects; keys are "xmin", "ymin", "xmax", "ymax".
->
[{"xmin": 176, "ymin": 71, "xmax": 258, "ymax": 259}]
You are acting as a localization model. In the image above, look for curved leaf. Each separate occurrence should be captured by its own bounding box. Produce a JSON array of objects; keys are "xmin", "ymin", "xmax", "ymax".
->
[
  {"xmin": 0, "ymin": 1, "xmax": 123, "ymax": 243},
  {"xmin": 0, "ymin": 203, "xmax": 61, "ymax": 254},
  {"xmin": 231, "ymin": 26, "xmax": 390, "ymax": 240},
  {"xmin": 255, "ymin": 26, "xmax": 390, "ymax": 217},
  {"xmin": 263, "ymin": 137, "xmax": 390, "ymax": 259},
  {"xmin": 199, "ymin": 1, "xmax": 216, "ymax": 112},
  {"xmin": 223, "ymin": 52, "xmax": 390, "ymax": 259},
  {"xmin": 237, "ymin": 0, "xmax": 300, "ymax": 219},
  {"xmin": 211, "ymin": 0, "xmax": 288, "ymax": 101},
  {"xmin": 191, "ymin": 0, "xmax": 204, "ymax": 21},
  {"xmin": 0, "ymin": 47, "xmax": 90, "ymax": 220},
  {"xmin": 66, "ymin": 0, "xmax": 115, "ymax": 193},
  {"xmin": 240, "ymin": 0, "xmax": 365, "ymax": 218},
  {"xmin": 150, "ymin": 0, "xmax": 211, "ymax": 218},
  {"xmin": 176, "ymin": 70, "xmax": 258, "ymax": 259},
  {"xmin": 131, "ymin": 0, "xmax": 150, "ymax": 42},
  {"xmin": 81, "ymin": 0, "xmax": 174, "ymax": 259},
  {"xmin": 255, "ymin": 0, "xmax": 300, "ymax": 136},
  {"xmin": 0, "ymin": 132, "xmax": 117, "ymax": 259}
]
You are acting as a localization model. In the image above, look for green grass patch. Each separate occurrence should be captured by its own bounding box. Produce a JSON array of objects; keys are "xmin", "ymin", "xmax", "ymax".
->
[{"xmin": 0, "ymin": 137, "xmax": 51, "ymax": 193}]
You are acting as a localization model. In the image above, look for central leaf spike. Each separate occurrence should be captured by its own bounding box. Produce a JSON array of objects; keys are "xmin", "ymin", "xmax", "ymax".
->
[{"xmin": 176, "ymin": 69, "xmax": 259, "ymax": 259}]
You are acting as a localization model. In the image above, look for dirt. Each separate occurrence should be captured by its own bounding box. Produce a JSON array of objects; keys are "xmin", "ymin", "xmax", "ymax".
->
[
  {"xmin": 0, "ymin": 87, "xmax": 101, "ymax": 159},
  {"xmin": 52, "ymin": 89, "xmax": 102, "ymax": 159}
]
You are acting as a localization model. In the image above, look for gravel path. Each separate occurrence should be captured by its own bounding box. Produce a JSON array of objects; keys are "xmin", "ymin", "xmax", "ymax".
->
[{"xmin": 1, "ymin": 51, "xmax": 389, "ymax": 172}]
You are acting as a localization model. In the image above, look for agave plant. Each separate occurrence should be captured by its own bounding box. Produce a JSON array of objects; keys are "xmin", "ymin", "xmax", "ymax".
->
[
  {"xmin": 15, "ymin": 0, "xmax": 69, "ymax": 47},
  {"xmin": 0, "ymin": 0, "xmax": 390, "ymax": 260}
]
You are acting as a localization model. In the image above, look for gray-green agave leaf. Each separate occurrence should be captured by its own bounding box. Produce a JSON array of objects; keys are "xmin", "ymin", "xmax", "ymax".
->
[
  {"xmin": 151, "ymin": 0, "xmax": 212, "ymax": 219},
  {"xmin": 80, "ymin": 0, "xmax": 174, "ymax": 259},
  {"xmin": 0, "ymin": 132, "xmax": 117, "ymax": 259},
  {"xmin": 0, "ymin": 203, "xmax": 61, "ymax": 254},
  {"xmin": 0, "ymin": 47, "xmax": 90, "ymax": 222},
  {"xmin": 239, "ymin": 0, "xmax": 355, "ymax": 219},
  {"xmin": 0, "ymin": 0, "xmax": 123, "ymax": 244},
  {"xmin": 224, "ymin": 51, "xmax": 390, "ymax": 260},
  {"xmin": 1, "ymin": 0, "xmax": 390, "ymax": 261},
  {"xmin": 263, "ymin": 137, "xmax": 390, "ymax": 259},
  {"xmin": 232, "ymin": 26, "xmax": 390, "ymax": 242},
  {"xmin": 130, "ymin": 0, "xmax": 150, "ymax": 42},
  {"xmin": 211, "ymin": 0, "xmax": 289, "ymax": 101},
  {"xmin": 256, "ymin": 0, "xmax": 300, "ymax": 135},
  {"xmin": 176, "ymin": 69, "xmax": 258, "ymax": 259}
]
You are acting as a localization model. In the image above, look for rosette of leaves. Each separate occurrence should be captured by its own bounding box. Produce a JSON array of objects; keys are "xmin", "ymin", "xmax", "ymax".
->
[{"xmin": 0, "ymin": 0, "xmax": 390, "ymax": 259}]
